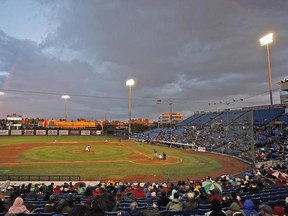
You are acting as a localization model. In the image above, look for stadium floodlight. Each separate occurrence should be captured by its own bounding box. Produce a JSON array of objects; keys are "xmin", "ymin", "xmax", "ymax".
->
[
  {"xmin": 259, "ymin": 33, "xmax": 274, "ymax": 105},
  {"xmin": 126, "ymin": 79, "xmax": 135, "ymax": 136},
  {"xmin": 61, "ymin": 95, "xmax": 71, "ymax": 121},
  {"xmin": 0, "ymin": 91, "xmax": 4, "ymax": 96}
]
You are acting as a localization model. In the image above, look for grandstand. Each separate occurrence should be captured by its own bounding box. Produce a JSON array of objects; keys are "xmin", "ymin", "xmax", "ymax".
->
[
  {"xmin": 137, "ymin": 105, "xmax": 288, "ymax": 168},
  {"xmin": 177, "ymin": 105, "xmax": 286, "ymax": 127}
]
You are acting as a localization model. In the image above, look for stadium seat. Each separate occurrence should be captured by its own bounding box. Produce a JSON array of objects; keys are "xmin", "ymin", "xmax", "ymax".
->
[
  {"xmin": 39, "ymin": 213, "xmax": 55, "ymax": 216},
  {"xmin": 182, "ymin": 210, "xmax": 196, "ymax": 216},
  {"xmin": 23, "ymin": 213, "xmax": 39, "ymax": 216},
  {"xmin": 105, "ymin": 211, "xmax": 120, "ymax": 216},
  {"xmin": 167, "ymin": 210, "xmax": 183, "ymax": 216},
  {"xmin": 160, "ymin": 210, "xmax": 167, "ymax": 216}
]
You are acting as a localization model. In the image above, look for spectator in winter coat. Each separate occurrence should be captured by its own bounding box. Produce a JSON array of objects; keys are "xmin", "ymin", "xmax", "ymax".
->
[
  {"xmin": 142, "ymin": 198, "xmax": 160, "ymax": 216},
  {"xmin": 8, "ymin": 197, "xmax": 30, "ymax": 214},
  {"xmin": 242, "ymin": 199, "xmax": 259, "ymax": 216},
  {"xmin": 226, "ymin": 202, "xmax": 245, "ymax": 216},
  {"xmin": 204, "ymin": 199, "xmax": 226, "ymax": 216},
  {"xmin": 166, "ymin": 192, "xmax": 183, "ymax": 211},
  {"xmin": 156, "ymin": 191, "xmax": 170, "ymax": 207},
  {"xmin": 183, "ymin": 192, "xmax": 198, "ymax": 212}
]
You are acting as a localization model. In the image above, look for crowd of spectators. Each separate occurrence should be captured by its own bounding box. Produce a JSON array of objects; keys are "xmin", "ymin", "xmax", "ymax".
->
[
  {"xmin": 1, "ymin": 162, "xmax": 288, "ymax": 216},
  {"xmin": 136, "ymin": 124, "xmax": 288, "ymax": 164}
]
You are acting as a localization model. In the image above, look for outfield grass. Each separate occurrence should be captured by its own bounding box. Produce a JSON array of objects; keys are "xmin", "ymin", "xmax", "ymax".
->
[{"xmin": 0, "ymin": 136, "xmax": 222, "ymax": 181}]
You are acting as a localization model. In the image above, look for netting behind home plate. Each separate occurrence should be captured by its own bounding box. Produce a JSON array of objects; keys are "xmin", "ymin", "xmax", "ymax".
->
[{"xmin": 204, "ymin": 109, "xmax": 254, "ymax": 165}]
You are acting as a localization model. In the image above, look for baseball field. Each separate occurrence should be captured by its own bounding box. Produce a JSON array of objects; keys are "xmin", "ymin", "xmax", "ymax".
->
[{"xmin": 0, "ymin": 136, "xmax": 251, "ymax": 182}]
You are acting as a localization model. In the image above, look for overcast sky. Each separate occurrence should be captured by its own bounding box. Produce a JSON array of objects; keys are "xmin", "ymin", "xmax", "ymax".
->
[{"xmin": 0, "ymin": 0, "xmax": 287, "ymax": 121}]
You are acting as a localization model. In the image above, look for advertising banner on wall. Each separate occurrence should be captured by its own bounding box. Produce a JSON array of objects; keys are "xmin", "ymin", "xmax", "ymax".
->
[
  {"xmin": 197, "ymin": 147, "xmax": 206, "ymax": 152},
  {"xmin": 91, "ymin": 130, "xmax": 102, "ymax": 135},
  {"xmin": 81, "ymin": 130, "xmax": 90, "ymax": 136},
  {"xmin": 48, "ymin": 130, "xmax": 58, "ymax": 135},
  {"xmin": 23, "ymin": 130, "xmax": 34, "ymax": 135},
  {"xmin": 36, "ymin": 130, "xmax": 46, "ymax": 135},
  {"xmin": 11, "ymin": 130, "xmax": 22, "ymax": 135},
  {"xmin": 70, "ymin": 130, "xmax": 80, "ymax": 135},
  {"xmin": 59, "ymin": 130, "xmax": 69, "ymax": 136},
  {"xmin": 0, "ymin": 130, "xmax": 9, "ymax": 135}
]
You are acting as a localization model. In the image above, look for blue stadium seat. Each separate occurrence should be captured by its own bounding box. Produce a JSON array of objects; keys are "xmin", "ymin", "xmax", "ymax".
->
[
  {"xmin": 167, "ymin": 210, "xmax": 183, "ymax": 216},
  {"xmin": 105, "ymin": 211, "xmax": 120, "ymax": 216}
]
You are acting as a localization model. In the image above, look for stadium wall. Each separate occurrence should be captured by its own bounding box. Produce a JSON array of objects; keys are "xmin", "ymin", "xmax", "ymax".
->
[{"xmin": 0, "ymin": 129, "xmax": 102, "ymax": 136}]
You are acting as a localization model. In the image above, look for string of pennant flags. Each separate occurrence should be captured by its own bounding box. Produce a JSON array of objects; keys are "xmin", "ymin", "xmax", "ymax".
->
[
  {"xmin": 208, "ymin": 98, "xmax": 244, "ymax": 106},
  {"xmin": 156, "ymin": 98, "xmax": 245, "ymax": 106}
]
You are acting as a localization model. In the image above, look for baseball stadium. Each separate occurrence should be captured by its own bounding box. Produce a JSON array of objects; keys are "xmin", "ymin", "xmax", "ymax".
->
[{"xmin": 0, "ymin": 81, "xmax": 287, "ymax": 216}]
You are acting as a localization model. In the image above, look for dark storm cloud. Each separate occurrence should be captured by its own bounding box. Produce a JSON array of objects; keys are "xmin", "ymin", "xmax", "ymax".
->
[{"xmin": 1, "ymin": 0, "xmax": 288, "ymax": 120}]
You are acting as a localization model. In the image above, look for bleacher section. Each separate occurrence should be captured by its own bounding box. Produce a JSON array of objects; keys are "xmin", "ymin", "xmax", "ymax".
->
[
  {"xmin": 177, "ymin": 107, "xmax": 286, "ymax": 127},
  {"xmin": 187, "ymin": 112, "xmax": 222, "ymax": 126},
  {"xmin": 253, "ymin": 107, "xmax": 285, "ymax": 125}
]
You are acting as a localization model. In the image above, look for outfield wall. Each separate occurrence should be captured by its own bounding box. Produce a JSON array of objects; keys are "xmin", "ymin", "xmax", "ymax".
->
[{"xmin": 0, "ymin": 129, "xmax": 102, "ymax": 136}]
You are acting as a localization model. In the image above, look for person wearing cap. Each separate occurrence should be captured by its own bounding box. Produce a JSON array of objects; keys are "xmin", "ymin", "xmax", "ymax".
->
[
  {"xmin": 259, "ymin": 204, "xmax": 274, "ymax": 216},
  {"xmin": 183, "ymin": 192, "xmax": 198, "ymax": 212},
  {"xmin": 44, "ymin": 194, "xmax": 59, "ymax": 213},
  {"xmin": 225, "ymin": 202, "xmax": 245, "ymax": 216},
  {"xmin": 142, "ymin": 198, "xmax": 161, "ymax": 216}
]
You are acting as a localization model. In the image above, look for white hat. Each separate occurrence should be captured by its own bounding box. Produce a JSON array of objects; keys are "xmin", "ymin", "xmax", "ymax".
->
[{"xmin": 187, "ymin": 192, "xmax": 195, "ymax": 199}]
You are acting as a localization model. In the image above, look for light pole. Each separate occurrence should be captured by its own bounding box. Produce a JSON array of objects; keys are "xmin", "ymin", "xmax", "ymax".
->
[
  {"xmin": 126, "ymin": 79, "xmax": 134, "ymax": 136},
  {"xmin": 61, "ymin": 95, "xmax": 71, "ymax": 121},
  {"xmin": 168, "ymin": 100, "xmax": 173, "ymax": 143},
  {"xmin": 0, "ymin": 92, "xmax": 4, "ymax": 118},
  {"xmin": 157, "ymin": 99, "xmax": 173, "ymax": 143},
  {"xmin": 259, "ymin": 33, "xmax": 274, "ymax": 106}
]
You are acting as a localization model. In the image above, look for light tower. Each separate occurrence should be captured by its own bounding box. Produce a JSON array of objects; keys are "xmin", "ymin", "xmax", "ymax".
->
[
  {"xmin": 259, "ymin": 33, "xmax": 274, "ymax": 105},
  {"xmin": 126, "ymin": 79, "xmax": 134, "ymax": 136},
  {"xmin": 61, "ymin": 95, "xmax": 71, "ymax": 121}
]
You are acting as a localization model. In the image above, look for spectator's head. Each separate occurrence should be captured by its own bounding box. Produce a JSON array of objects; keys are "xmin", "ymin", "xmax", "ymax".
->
[
  {"xmin": 173, "ymin": 192, "xmax": 180, "ymax": 200},
  {"xmin": 160, "ymin": 191, "xmax": 166, "ymax": 197},
  {"xmin": 274, "ymin": 205, "xmax": 284, "ymax": 216},
  {"xmin": 130, "ymin": 201, "xmax": 138, "ymax": 210},
  {"xmin": 187, "ymin": 192, "xmax": 195, "ymax": 200},
  {"xmin": 229, "ymin": 202, "xmax": 241, "ymax": 212},
  {"xmin": 259, "ymin": 204, "xmax": 274, "ymax": 216},
  {"xmin": 210, "ymin": 199, "xmax": 222, "ymax": 212},
  {"xmin": 209, "ymin": 188, "xmax": 219, "ymax": 195},
  {"xmin": 243, "ymin": 199, "xmax": 255, "ymax": 210}
]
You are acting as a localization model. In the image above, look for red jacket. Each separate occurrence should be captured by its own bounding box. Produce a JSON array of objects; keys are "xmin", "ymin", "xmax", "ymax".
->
[{"xmin": 132, "ymin": 187, "xmax": 146, "ymax": 199}]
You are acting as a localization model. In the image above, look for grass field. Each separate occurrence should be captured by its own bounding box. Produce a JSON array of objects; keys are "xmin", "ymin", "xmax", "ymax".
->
[{"xmin": 0, "ymin": 136, "xmax": 249, "ymax": 182}]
